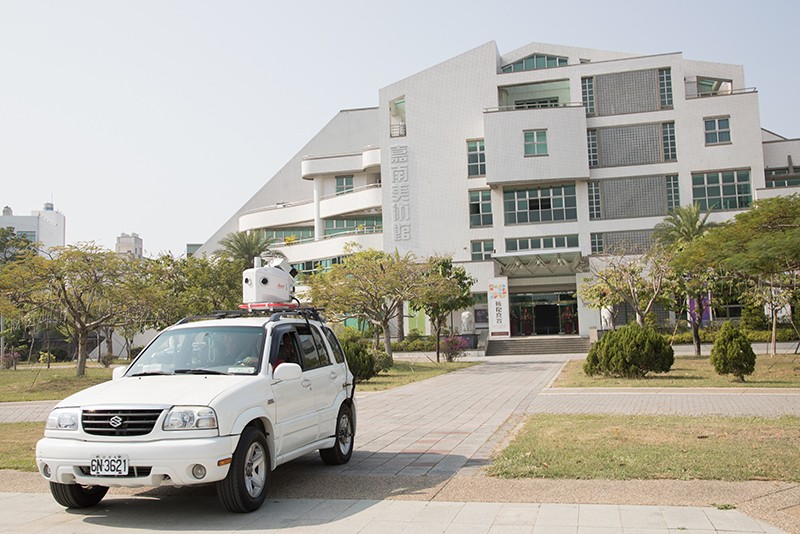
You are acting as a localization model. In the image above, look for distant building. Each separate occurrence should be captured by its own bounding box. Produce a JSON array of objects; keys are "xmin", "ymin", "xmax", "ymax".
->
[
  {"xmin": 198, "ymin": 40, "xmax": 800, "ymax": 339},
  {"xmin": 116, "ymin": 233, "xmax": 143, "ymax": 259},
  {"xmin": 185, "ymin": 243, "xmax": 202, "ymax": 257},
  {"xmin": 0, "ymin": 203, "xmax": 66, "ymax": 252}
]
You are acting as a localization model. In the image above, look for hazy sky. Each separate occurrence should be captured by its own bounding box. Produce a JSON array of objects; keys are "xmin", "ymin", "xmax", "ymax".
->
[{"xmin": 2, "ymin": 0, "xmax": 798, "ymax": 256}]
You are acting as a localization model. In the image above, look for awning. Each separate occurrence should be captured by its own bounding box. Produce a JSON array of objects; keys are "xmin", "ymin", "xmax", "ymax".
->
[{"xmin": 492, "ymin": 250, "xmax": 587, "ymax": 277}]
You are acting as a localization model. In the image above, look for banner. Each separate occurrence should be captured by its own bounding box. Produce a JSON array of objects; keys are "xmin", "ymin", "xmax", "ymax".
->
[{"xmin": 488, "ymin": 277, "xmax": 510, "ymax": 339}]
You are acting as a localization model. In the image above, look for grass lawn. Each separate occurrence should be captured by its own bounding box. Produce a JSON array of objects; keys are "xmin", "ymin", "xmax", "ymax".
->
[
  {"xmin": 0, "ymin": 422, "xmax": 42, "ymax": 471},
  {"xmin": 488, "ymin": 414, "xmax": 800, "ymax": 482},
  {"xmin": 555, "ymin": 352, "xmax": 800, "ymax": 388},
  {"xmin": 0, "ymin": 365, "xmax": 114, "ymax": 402},
  {"xmin": 356, "ymin": 360, "xmax": 480, "ymax": 392}
]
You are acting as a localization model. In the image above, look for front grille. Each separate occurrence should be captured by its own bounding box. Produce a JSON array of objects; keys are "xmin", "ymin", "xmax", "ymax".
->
[
  {"xmin": 79, "ymin": 466, "xmax": 153, "ymax": 478},
  {"xmin": 82, "ymin": 409, "xmax": 164, "ymax": 436}
]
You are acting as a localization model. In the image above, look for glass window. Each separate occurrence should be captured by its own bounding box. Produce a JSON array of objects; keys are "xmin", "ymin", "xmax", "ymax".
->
[
  {"xmin": 587, "ymin": 129, "xmax": 598, "ymax": 167},
  {"xmin": 503, "ymin": 185, "xmax": 577, "ymax": 225},
  {"xmin": 588, "ymin": 181, "xmax": 602, "ymax": 220},
  {"xmin": 662, "ymin": 122, "xmax": 677, "ymax": 161},
  {"xmin": 505, "ymin": 235, "xmax": 579, "ymax": 252},
  {"xmin": 697, "ymin": 77, "xmax": 733, "ymax": 96},
  {"xmin": 524, "ymin": 130, "xmax": 548, "ymax": 156},
  {"xmin": 323, "ymin": 216, "xmax": 382, "ymax": 236},
  {"xmin": 666, "ymin": 175, "xmax": 680, "ymax": 210},
  {"xmin": 265, "ymin": 227, "xmax": 314, "ymax": 242},
  {"xmin": 323, "ymin": 327, "xmax": 346, "ymax": 364},
  {"xmin": 691, "ymin": 169, "xmax": 751, "ymax": 211},
  {"xmin": 581, "ymin": 77, "xmax": 595, "ymax": 115},
  {"xmin": 295, "ymin": 324, "xmax": 329, "ymax": 370},
  {"xmin": 471, "ymin": 240, "xmax": 493, "ymax": 260},
  {"xmin": 335, "ymin": 175, "xmax": 353, "ymax": 195},
  {"xmin": 658, "ymin": 68, "xmax": 673, "ymax": 108},
  {"xmin": 469, "ymin": 190, "xmax": 493, "ymax": 227},
  {"xmin": 467, "ymin": 140, "xmax": 486, "ymax": 176},
  {"xmin": 590, "ymin": 233, "xmax": 604, "ymax": 254},
  {"xmin": 501, "ymin": 53, "xmax": 568, "ymax": 73},
  {"xmin": 704, "ymin": 117, "xmax": 731, "ymax": 145}
]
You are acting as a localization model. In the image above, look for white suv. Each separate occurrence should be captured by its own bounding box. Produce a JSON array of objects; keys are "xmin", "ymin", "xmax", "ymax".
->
[{"xmin": 36, "ymin": 308, "xmax": 356, "ymax": 513}]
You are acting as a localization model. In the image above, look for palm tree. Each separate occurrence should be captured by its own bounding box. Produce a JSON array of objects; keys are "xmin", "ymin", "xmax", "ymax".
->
[
  {"xmin": 215, "ymin": 231, "xmax": 285, "ymax": 268},
  {"xmin": 653, "ymin": 203, "xmax": 715, "ymax": 251},
  {"xmin": 654, "ymin": 203, "xmax": 716, "ymax": 356}
]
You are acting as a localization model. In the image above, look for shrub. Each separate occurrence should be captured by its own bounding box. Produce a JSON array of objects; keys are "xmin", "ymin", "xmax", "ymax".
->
[
  {"xmin": 740, "ymin": 302, "xmax": 768, "ymax": 331},
  {"xmin": 584, "ymin": 323, "xmax": 674, "ymax": 378},
  {"xmin": 1, "ymin": 351, "xmax": 20, "ymax": 369},
  {"xmin": 710, "ymin": 321, "xmax": 756, "ymax": 382},
  {"xmin": 342, "ymin": 338, "xmax": 375, "ymax": 382},
  {"xmin": 372, "ymin": 349, "xmax": 393, "ymax": 374},
  {"xmin": 440, "ymin": 335, "xmax": 469, "ymax": 362}
]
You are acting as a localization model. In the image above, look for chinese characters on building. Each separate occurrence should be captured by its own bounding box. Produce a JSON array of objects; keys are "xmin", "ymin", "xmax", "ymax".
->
[{"xmin": 390, "ymin": 145, "xmax": 411, "ymax": 241}]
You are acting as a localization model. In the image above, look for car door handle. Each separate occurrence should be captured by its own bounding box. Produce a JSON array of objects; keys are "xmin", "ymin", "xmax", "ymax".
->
[
  {"xmin": 329, "ymin": 372, "xmax": 338, "ymax": 380},
  {"xmin": 301, "ymin": 379, "xmax": 311, "ymax": 388}
]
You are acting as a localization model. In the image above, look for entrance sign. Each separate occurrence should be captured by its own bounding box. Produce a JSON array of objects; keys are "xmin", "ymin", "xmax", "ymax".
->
[{"xmin": 488, "ymin": 277, "xmax": 510, "ymax": 339}]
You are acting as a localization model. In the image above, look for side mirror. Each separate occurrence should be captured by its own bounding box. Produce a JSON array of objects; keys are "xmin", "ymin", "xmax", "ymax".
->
[
  {"xmin": 112, "ymin": 366, "xmax": 128, "ymax": 380},
  {"xmin": 273, "ymin": 362, "xmax": 302, "ymax": 381}
]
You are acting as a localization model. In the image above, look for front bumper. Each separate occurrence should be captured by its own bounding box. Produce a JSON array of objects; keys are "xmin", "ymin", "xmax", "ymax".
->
[{"xmin": 36, "ymin": 435, "xmax": 238, "ymax": 487}]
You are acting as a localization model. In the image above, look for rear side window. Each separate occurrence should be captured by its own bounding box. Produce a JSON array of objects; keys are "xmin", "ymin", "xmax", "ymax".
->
[
  {"xmin": 296, "ymin": 325, "xmax": 328, "ymax": 371},
  {"xmin": 324, "ymin": 328, "xmax": 346, "ymax": 364}
]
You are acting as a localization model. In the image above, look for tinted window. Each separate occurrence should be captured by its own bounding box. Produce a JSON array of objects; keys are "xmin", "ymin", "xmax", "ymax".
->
[
  {"xmin": 311, "ymin": 327, "xmax": 333, "ymax": 366},
  {"xmin": 296, "ymin": 325, "xmax": 325, "ymax": 370},
  {"xmin": 324, "ymin": 328, "xmax": 346, "ymax": 364}
]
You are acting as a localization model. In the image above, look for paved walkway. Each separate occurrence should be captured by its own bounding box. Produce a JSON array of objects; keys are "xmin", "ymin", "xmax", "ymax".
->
[{"xmin": 2, "ymin": 352, "xmax": 799, "ymax": 533}]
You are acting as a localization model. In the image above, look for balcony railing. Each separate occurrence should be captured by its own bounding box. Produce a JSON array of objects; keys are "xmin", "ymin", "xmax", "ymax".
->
[
  {"xmin": 686, "ymin": 87, "xmax": 757, "ymax": 100},
  {"xmin": 390, "ymin": 123, "xmax": 407, "ymax": 137},
  {"xmin": 240, "ymin": 183, "xmax": 382, "ymax": 216},
  {"xmin": 484, "ymin": 102, "xmax": 585, "ymax": 113},
  {"xmin": 278, "ymin": 225, "xmax": 383, "ymax": 246}
]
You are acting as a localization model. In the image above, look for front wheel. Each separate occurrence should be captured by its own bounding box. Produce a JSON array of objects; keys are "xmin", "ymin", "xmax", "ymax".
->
[
  {"xmin": 320, "ymin": 404, "xmax": 354, "ymax": 465},
  {"xmin": 49, "ymin": 482, "xmax": 108, "ymax": 508},
  {"xmin": 217, "ymin": 426, "xmax": 270, "ymax": 513}
]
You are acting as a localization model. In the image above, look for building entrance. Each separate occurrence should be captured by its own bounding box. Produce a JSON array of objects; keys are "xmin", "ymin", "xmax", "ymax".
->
[{"xmin": 510, "ymin": 293, "xmax": 578, "ymax": 336}]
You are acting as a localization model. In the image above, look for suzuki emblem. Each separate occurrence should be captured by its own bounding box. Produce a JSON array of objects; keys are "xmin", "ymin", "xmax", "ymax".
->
[{"xmin": 109, "ymin": 416, "xmax": 123, "ymax": 428}]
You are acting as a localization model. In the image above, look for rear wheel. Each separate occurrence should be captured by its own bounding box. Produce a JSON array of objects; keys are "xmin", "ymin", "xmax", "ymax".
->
[
  {"xmin": 217, "ymin": 426, "xmax": 270, "ymax": 513},
  {"xmin": 320, "ymin": 404, "xmax": 354, "ymax": 465},
  {"xmin": 49, "ymin": 482, "xmax": 108, "ymax": 508}
]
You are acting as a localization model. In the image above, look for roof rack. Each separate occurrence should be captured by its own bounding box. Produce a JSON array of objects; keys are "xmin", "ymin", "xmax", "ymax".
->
[{"xmin": 175, "ymin": 303, "xmax": 326, "ymax": 325}]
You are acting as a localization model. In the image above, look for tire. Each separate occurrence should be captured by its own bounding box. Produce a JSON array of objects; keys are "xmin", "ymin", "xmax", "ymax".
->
[
  {"xmin": 217, "ymin": 426, "xmax": 270, "ymax": 513},
  {"xmin": 319, "ymin": 404, "xmax": 354, "ymax": 465},
  {"xmin": 49, "ymin": 482, "xmax": 108, "ymax": 508}
]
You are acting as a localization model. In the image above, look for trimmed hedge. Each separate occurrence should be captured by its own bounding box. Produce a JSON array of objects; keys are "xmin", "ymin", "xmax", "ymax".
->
[
  {"xmin": 668, "ymin": 327, "xmax": 799, "ymax": 345},
  {"xmin": 585, "ymin": 323, "xmax": 674, "ymax": 378},
  {"xmin": 710, "ymin": 321, "xmax": 756, "ymax": 381}
]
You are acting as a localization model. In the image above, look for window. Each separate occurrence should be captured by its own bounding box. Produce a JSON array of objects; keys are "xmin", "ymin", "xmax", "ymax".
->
[
  {"xmin": 324, "ymin": 216, "xmax": 382, "ymax": 235},
  {"xmin": 295, "ymin": 325, "xmax": 329, "ymax": 370},
  {"xmin": 662, "ymin": 122, "xmax": 677, "ymax": 161},
  {"xmin": 658, "ymin": 68, "xmax": 673, "ymax": 109},
  {"xmin": 471, "ymin": 240, "xmax": 493, "ymax": 260},
  {"xmin": 524, "ymin": 130, "xmax": 548, "ymax": 156},
  {"xmin": 514, "ymin": 97, "xmax": 559, "ymax": 109},
  {"xmin": 666, "ymin": 175, "xmax": 680, "ymax": 210},
  {"xmin": 590, "ymin": 233, "xmax": 604, "ymax": 254},
  {"xmin": 697, "ymin": 77, "xmax": 732, "ymax": 96},
  {"xmin": 389, "ymin": 96, "xmax": 406, "ymax": 137},
  {"xmin": 265, "ymin": 227, "xmax": 314, "ymax": 242},
  {"xmin": 501, "ymin": 54, "xmax": 568, "ymax": 73},
  {"xmin": 705, "ymin": 117, "xmax": 731, "ymax": 145},
  {"xmin": 335, "ymin": 175, "xmax": 353, "ymax": 195},
  {"xmin": 587, "ymin": 129, "xmax": 598, "ymax": 167},
  {"xmin": 581, "ymin": 77, "xmax": 595, "ymax": 115},
  {"xmin": 765, "ymin": 167, "xmax": 800, "ymax": 188},
  {"xmin": 291, "ymin": 256, "xmax": 344, "ymax": 276},
  {"xmin": 467, "ymin": 140, "xmax": 486, "ymax": 176},
  {"xmin": 692, "ymin": 169, "xmax": 751, "ymax": 211},
  {"xmin": 504, "ymin": 185, "xmax": 577, "ymax": 224},
  {"xmin": 506, "ymin": 234, "xmax": 578, "ymax": 252},
  {"xmin": 469, "ymin": 190, "xmax": 492, "ymax": 227},
  {"xmin": 323, "ymin": 327, "xmax": 346, "ymax": 364},
  {"xmin": 588, "ymin": 181, "xmax": 602, "ymax": 220}
]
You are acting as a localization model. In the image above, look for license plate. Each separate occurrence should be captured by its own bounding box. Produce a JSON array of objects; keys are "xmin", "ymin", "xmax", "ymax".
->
[{"xmin": 90, "ymin": 455, "xmax": 129, "ymax": 476}]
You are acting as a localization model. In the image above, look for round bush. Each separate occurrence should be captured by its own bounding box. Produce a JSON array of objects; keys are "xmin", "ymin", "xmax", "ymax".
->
[
  {"xmin": 584, "ymin": 323, "xmax": 674, "ymax": 378},
  {"xmin": 710, "ymin": 321, "xmax": 756, "ymax": 382},
  {"xmin": 341, "ymin": 338, "xmax": 375, "ymax": 382}
]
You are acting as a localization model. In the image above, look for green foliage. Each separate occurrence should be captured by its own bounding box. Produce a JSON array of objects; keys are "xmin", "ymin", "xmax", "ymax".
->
[
  {"xmin": 342, "ymin": 339, "xmax": 375, "ymax": 383},
  {"xmin": 371, "ymin": 349, "xmax": 393, "ymax": 374},
  {"xmin": 440, "ymin": 334, "xmax": 469, "ymax": 362},
  {"xmin": 710, "ymin": 321, "xmax": 756, "ymax": 381},
  {"xmin": 740, "ymin": 302, "xmax": 768, "ymax": 331},
  {"xmin": 584, "ymin": 323, "xmax": 674, "ymax": 378},
  {"xmin": 668, "ymin": 326, "xmax": 798, "ymax": 344},
  {"xmin": 0, "ymin": 227, "xmax": 35, "ymax": 265},
  {"xmin": 391, "ymin": 338, "xmax": 436, "ymax": 352},
  {"xmin": 214, "ymin": 230, "xmax": 285, "ymax": 266}
]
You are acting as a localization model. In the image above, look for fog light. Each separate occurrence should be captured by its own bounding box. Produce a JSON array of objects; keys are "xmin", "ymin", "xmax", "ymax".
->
[
  {"xmin": 42, "ymin": 464, "xmax": 51, "ymax": 478},
  {"xmin": 191, "ymin": 464, "xmax": 206, "ymax": 480}
]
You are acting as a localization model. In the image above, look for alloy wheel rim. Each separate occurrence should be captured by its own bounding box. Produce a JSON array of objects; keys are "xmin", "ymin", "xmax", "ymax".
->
[{"xmin": 244, "ymin": 441, "xmax": 266, "ymax": 498}]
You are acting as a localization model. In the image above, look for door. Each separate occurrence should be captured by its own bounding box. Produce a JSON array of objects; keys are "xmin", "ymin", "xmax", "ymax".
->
[
  {"xmin": 294, "ymin": 324, "xmax": 341, "ymax": 440},
  {"xmin": 270, "ymin": 327, "xmax": 318, "ymax": 455}
]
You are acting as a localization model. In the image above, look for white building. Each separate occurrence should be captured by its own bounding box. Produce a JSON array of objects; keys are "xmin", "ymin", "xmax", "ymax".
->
[
  {"xmin": 116, "ymin": 232, "xmax": 143, "ymax": 259},
  {"xmin": 198, "ymin": 41, "xmax": 800, "ymax": 343},
  {"xmin": 0, "ymin": 202, "xmax": 66, "ymax": 252}
]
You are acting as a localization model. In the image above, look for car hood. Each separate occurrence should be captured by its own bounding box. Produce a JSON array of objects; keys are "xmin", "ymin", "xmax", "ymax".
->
[{"xmin": 56, "ymin": 375, "xmax": 255, "ymax": 408}]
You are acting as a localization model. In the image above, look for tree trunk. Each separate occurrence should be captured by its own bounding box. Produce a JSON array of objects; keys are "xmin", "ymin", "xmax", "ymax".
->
[
  {"xmin": 396, "ymin": 303, "xmax": 405, "ymax": 342},
  {"xmin": 434, "ymin": 319, "xmax": 441, "ymax": 363},
  {"xmin": 692, "ymin": 295, "xmax": 704, "ymax": 357},
  {"xmin": 691, "ymin": 320, "xmax": 702, "ymax": 357},
  {"xmin": 104, "ymin": 326, "xmax": 114, "ymax": 358},
  {"xmin": 76, "ymin": 330, "xmax": 89, "ymax": 377},
  {"xmin": 771, "ymin": 307, "xmax": 778, "ymax": 357},
  {"xmin": 381, "ymin": 320, "xmax": 393, "ymax": 361}
]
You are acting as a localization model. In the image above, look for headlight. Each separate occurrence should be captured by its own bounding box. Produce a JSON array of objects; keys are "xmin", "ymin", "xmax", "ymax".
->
[
  {"xmin": 163, "ymin": 406, "xmax": 218, "ymax": 431},
  {"xmin": 45, "ymin": 408, "xmax": 81, "ymax": 431}
]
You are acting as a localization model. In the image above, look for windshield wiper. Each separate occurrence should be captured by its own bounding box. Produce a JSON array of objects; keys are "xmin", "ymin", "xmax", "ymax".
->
[
  {"xmin": 174, "ymin": 368, "xmax": 228, "ymax": 375},
  {"xmin": 128, "ymin": 371, "xmax": 173, "ymax": 377}
]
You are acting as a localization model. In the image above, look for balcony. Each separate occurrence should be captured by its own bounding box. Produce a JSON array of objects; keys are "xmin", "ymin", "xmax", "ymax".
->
[
  {"xmin": 275, "ymin": 227, "xmax": 383, "ymax": 263},
  {"xmin": 301, "ymin": 145, "xmax": 381, "ymax": 179},
  {"xmin": 320, "ymin": 184, "xmax": 382, "ymax": 219}
]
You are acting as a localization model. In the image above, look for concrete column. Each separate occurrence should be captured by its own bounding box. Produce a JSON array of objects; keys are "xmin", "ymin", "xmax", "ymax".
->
[{"xmin": 313, "ymin": 178, "xmax": 322, "ymax": 241}]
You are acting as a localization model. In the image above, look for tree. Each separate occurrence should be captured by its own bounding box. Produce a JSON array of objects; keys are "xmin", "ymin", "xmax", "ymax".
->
[
  {"xmin": 0, "ymin": 227, "xmax": 35, "ymax": 265},
  {"xmin": 305, "ymin": 245, "xmax": 429, "ymax": 359},
  {"xmin": 656, "ymin": 203, "xmax": 718, "ymax": 356},
  {"xmin": 0, "ymin": 244, "xmax": 135, "ymax": 376},
  {"xmin": 710, "ymin": 321, "xmax": 756, "ymax": 382},
  {"xmin": 689, "ymin": 194, "xmax": 800, "ymax": 355},
  {"xmin": 215, "ymin": 231, "xmax": 285, "ymax": 267},
  {"xmin": 579, "ymin": 245, "xmax": 674, "ymax": 327},
  {"xmin": 410, "ymin": 257, "xmax": 475, "ymax": 362}
]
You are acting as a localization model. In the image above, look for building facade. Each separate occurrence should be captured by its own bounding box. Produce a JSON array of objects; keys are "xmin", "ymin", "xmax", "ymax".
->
[
  {"xmin": 0, "ymin": 202, "xmax": 66, "ymax": 252},
  {"xmin": 116, "ymin": 232, "xmax": 143, "ymax": 259},
  {"xmin": 198, "ymin": 41, "xmax": 800, "ymax": 339}
]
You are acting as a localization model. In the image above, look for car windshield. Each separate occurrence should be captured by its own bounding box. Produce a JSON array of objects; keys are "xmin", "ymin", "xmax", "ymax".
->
[{"xmin": 126, "ymin": 326, "xmax": 265, "ymax": 376}]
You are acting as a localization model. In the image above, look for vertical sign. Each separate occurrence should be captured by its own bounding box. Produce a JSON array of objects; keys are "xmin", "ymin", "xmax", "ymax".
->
[
  {"xmin": 390, "ymin": 145, "xmax": 411, "ymax": 241},
  {"xmin": 488, "ymin": 277, "xmax": 510, "ymax": 339}
]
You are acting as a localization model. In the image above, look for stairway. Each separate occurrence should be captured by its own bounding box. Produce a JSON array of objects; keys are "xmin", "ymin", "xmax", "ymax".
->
[{"xmin": 484, "ymin": 335, "xmax": 591, "ymax": 356}]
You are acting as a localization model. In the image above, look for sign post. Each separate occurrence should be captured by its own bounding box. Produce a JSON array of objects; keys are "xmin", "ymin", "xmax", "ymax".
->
[{"xmin": 487, "ymin": 277, "xmax": 510, "ymax": 339}]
